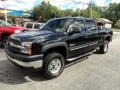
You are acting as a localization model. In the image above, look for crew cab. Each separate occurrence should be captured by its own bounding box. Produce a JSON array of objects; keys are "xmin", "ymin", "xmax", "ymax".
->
[
  {"xmin": 5, "ymin": 17, "xmax": 113, "ymax": 79},
  {"xmin": 0, "ymin": 20, "xmax": 27, "ymax": 46}
]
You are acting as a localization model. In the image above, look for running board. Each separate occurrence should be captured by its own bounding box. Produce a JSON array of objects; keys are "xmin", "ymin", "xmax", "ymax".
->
[
  {"xmin": 65, "ymin": 57, "xmax": 88, "ymax": 68},
  {"xmin": 66, "ymin": 50, "xmax": 96, "ymax": 62}
]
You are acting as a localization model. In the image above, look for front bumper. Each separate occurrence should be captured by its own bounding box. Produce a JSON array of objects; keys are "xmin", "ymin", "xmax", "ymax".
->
[{"xmin": 5, "ymin": 48, "xmax": 43, "ymax": 69}]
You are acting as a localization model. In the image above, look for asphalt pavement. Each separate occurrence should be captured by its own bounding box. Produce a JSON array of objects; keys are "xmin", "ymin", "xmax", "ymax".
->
[{"xmin": 0, "ymin": 32, "xmax": 120, "ymax": 90}]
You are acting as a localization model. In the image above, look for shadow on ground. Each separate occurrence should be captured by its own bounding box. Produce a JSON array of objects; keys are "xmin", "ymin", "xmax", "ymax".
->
[
  {"xmin": 0, "ymin": 48, "xmax": 101, "ymax": 85},
  {"xmin": 0, "ymin": 59, "xmax": 47, "ymax": 85},
  {"xmin": 0, "ymin": 57, "xmax": 89, "ymax": 85}
]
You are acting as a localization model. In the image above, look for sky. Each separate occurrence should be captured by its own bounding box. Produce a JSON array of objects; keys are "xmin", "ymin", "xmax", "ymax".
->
[{"xmin": 0, "ymin": 0, "xmax": 119, "ymax": 11}]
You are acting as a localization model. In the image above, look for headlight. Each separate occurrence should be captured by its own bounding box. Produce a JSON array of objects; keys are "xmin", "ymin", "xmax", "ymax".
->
[
  {"xmin": 14, "ymin": 30, "xmax": 21, "ymax": 34},
  {"xmin": 20, "ymin": 42, "xmax": 32, "ymax": 55},
  {"xmin": 22, "ymin": 42, "xmax": 32, "ymax": 47}
]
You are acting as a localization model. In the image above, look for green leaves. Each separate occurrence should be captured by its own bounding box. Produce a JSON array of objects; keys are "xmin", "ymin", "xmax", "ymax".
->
[
  {"xmin": 115, "ymin": 19, "xmax": 120, "ymax": 29},
  {"xmin": 33, "ymin": 1, "xmax": 120, "ymax": 28}
]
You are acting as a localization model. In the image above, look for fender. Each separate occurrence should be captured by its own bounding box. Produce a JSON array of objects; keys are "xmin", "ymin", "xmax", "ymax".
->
[
  {"xmin": 41, "ymin": 42, "xmax": 69, "ymax": 56},
  {"xmin": 100, "ymin": 34, "xmax": 111, "ymax": 45}
]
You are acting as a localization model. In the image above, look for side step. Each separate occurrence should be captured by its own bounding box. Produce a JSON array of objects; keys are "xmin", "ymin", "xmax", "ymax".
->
[
  {"xmin": 66, "ymin": 50, "xmax": 96, "ymax": 62},
  {"xmin": 65, "ymin": 57, "xmax": 88, "ymax": 68}
]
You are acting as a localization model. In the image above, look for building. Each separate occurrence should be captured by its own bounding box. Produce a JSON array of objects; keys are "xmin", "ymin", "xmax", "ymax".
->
[
  {"xmin": 0, "ymin": 8, "xmax": 34, "ymax": 26},
  {"xmin": 97, "ymin": 18, "xmax": 113, "ymax": 29}
]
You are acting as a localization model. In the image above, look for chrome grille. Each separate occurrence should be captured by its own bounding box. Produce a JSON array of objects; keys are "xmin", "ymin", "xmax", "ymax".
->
[
  {"xmin": 8, "ymin": 38, "xmax": 21, "ymax": 53},
  {"xmin": 9, "ymin": 38, "xmax": 21, "ymax": 46}
]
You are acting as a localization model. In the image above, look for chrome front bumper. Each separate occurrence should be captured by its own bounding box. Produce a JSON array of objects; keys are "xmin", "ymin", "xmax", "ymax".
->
[{"xmin": 6, "ymin": 54, "xmax": 43, "ymax": 69}]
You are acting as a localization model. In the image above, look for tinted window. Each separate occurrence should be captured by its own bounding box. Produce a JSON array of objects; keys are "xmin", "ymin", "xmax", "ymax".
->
[
  {"xmin": 34, "ymin": 24, "xmax": 40, "ymax": 29},
  {"xmin": 42, "ymin": 19, "xmax": 73, "ymax": 32},
  {"xmin": 85, "ymin": 20, "xmax": 96, "ymax": 31},
  {"xmin": 72, "ymin": 20, "xmax": 86, "ymax": 32},
  {"xmin": 26, "ymin": 23, "xmax": 33, "ymax": 28}
]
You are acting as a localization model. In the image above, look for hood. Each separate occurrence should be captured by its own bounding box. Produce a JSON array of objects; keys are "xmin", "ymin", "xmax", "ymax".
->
[{"xmin": 11, "ymin": 31, "xmax": 56, "ymax": 42}]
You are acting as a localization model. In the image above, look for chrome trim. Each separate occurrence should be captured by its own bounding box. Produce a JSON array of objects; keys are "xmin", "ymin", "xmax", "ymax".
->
[
  {"xmin": 6, "ymin": 54, "xmax": 43, "ymax": 69},
  {"xmin": 70, "ymin": 41, "xmax": 98, "ymax": 51},
  {"xmin": 67, "ymin": 50, "xmax": 96, "ymax": 61},
  {"xmin": 70, "ymin": 44, "xmax": 88, "ymax": 51},
  {"xmin": 9, "ymin": 42, "xmax": 25, "ymax": 49},
  {"xmin": 89, "ymin": 42, "xmax": 98, "ymax": 46}
]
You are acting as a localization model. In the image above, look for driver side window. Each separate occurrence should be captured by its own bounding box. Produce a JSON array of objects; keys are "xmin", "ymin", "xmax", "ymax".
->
[{"xmin": 72, "ymin": 20, "xmax": 86, "ymax": 32}]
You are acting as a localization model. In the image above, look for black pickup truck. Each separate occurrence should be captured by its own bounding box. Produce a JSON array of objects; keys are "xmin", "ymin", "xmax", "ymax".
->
[{"xmin": 5, "ymin": 17, "xmax": 113, "ymax": 79}]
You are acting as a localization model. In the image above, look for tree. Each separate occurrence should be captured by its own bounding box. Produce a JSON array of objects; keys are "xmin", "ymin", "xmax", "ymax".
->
[
  {"xmin": 102, "ymin": 3, "xmax": 120, "ymax": 26},
  {"xmin": 32, "ymin": 1, "xmax": 108, "ymax": 22},
  {"xmin": 114, "ymin": 19, "xmax": 120, "ymax": 29},
  {"xmin": 33, "ymin": 1, "xmax": 65, "ymax": 22}
]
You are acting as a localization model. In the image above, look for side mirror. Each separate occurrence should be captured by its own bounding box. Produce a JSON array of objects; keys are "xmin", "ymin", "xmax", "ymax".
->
[{"xmin": 69, "ymin": 26, "xmax": 81, "ymax": 35}]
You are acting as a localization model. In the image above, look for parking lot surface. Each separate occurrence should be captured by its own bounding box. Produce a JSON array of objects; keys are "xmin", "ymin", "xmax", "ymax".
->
[{"xmin": 0, "ymin": 32, "xmax": 120, "ymax": 90}]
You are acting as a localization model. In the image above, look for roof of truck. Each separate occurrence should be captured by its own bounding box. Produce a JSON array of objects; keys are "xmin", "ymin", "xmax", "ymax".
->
[{"xmin": 52, "ymin": 17, "xmax": 94, "ymax": 20}]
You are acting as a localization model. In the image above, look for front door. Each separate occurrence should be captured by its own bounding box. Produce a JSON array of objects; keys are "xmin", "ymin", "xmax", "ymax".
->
[{"xmin": 67, "ymin": 19, "xmax": 89, "ymax": 58}]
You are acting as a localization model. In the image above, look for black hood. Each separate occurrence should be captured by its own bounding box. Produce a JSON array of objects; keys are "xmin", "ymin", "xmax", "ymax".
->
[{"xmin": 11, "ymin": 31, "xmax": 56, "ymax": 42}]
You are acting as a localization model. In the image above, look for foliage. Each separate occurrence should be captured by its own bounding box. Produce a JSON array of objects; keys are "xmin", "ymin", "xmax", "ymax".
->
[
  {"xmin": 33, "ymin": 1, "xmax": 101, "ymax": 22},
  {"xmin": 102, "ymin": 3, "xmax": 120, "ymax": 27},
  {"xmin": 114, "ymin": 19, "xmax": 120, "ymax": 29},
  {"xmin": 33, "ymin": 1, "xmax": 120, "ymax": 28},
  {"xmin": 33, "ymin": 1, "xmax": 65, "ymax": 22}
]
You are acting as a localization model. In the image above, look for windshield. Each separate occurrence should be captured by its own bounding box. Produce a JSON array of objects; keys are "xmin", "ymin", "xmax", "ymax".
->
[
  {"xmin": 0, "ymin": 20, "xmax": 11, "ymax": 26},
  {"xmin": 41, "ymin": 18, "xmax": 73, "ymax": 32}
]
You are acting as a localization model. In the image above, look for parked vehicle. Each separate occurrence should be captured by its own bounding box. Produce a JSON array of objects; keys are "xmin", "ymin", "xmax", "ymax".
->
[
  {"xmin": 24, "ymin": 22, "xmax": 45, "ymax": 31},
  {"xmin": 0, "ymin": 20, "xmax": 27, "ymax": 46},
  {"xmin": 5, "ymin": 17, "xmax": 113, "ymax": 79}
]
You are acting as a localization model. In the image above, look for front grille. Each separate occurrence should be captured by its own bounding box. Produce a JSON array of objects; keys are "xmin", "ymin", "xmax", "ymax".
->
[
  {"xmin": 9, "ymin": 38, "xmax": 21, "ymax": 46},
  {"xmin": 8, "ymin": 38, "xmax": 21, "ymax": 53}
]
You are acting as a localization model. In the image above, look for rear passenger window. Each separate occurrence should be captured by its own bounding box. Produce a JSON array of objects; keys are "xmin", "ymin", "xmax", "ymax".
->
[
  {"xmin": 85, "ymin": 20, "xmax": 97, "ymax": 31},
  {"xmin": 34, "ymin": 24, "xmax": 40, "ymax": 29},
  {"xmin": 26, "ymin": 23, "xmax": 33, "ymax": 28}
]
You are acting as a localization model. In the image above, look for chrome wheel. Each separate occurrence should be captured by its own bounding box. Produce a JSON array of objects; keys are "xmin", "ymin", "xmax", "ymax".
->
[
  {"xmin": 43, "ymin": 52, "xmax": 65, "ymax": 79},
  {"xmin": 49, "ymin": 59, "xmax": 62, "ymax": 74}
]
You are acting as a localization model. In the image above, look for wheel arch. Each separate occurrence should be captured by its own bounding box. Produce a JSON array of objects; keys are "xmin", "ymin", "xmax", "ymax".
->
[
  {"xmin": 105, "ymin": 35, "xmax": 111, "ymax": 42},
  {"xmin": 42, "ymin": 42, "xmax": 68, "ymax": 59}
]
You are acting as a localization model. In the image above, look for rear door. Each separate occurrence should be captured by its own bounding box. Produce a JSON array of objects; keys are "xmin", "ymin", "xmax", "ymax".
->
[{"xmin": 85, "ymin": 19, "xmax": 99, "ymax": 51}]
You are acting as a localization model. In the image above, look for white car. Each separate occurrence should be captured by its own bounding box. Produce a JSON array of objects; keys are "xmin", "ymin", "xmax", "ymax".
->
[{"xmin": 24, "ymin": 22, "xmax": 45, "ymax": 31}]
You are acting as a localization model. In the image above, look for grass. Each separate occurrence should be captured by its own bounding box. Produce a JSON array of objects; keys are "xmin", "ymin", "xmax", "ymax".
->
[{"xmin": 113, "ymin": 28, "xmax": 120, "ymax": 32}]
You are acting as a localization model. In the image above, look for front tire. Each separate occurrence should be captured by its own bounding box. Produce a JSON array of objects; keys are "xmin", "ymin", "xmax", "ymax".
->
[
  {"xmin": 99, "ymin": 41, "xmax": 109, "ymax": 54},
  {"xmin": 42, "ymin": 52, "xmax": 65, "ymax": 79}
]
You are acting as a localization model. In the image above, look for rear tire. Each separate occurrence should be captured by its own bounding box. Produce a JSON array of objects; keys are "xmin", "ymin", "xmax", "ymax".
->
[
  {"xmin": 99, "ymin": 41, "xmax": 109, "ymax": 54},
  {"xmin": 42, "ymin": 52, "xmax": 65, "ymax": 79}
]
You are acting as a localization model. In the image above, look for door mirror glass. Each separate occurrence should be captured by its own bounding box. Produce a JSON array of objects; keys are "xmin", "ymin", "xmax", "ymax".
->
[{"xmin": 69, "ymin": 26, "xmax": 81, "ymax": 35}]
